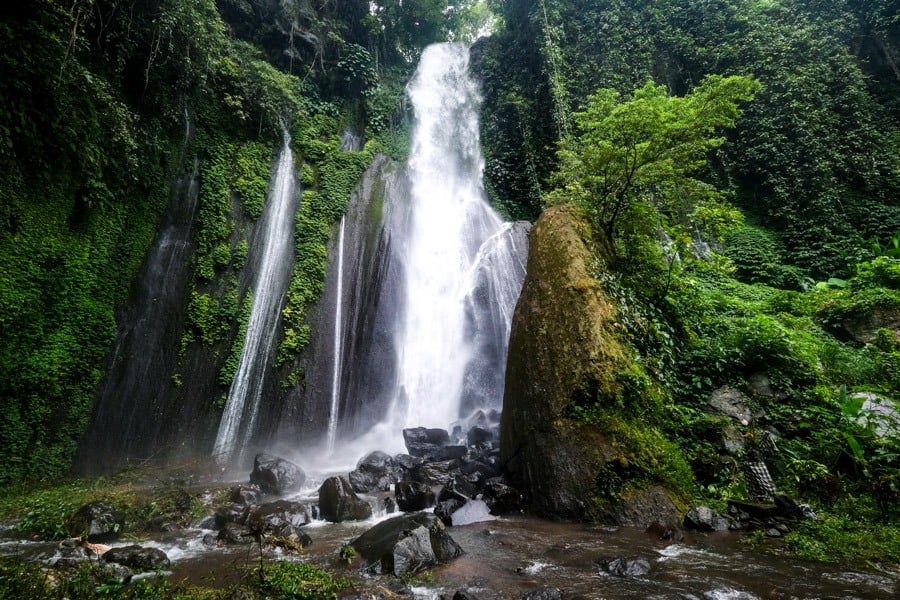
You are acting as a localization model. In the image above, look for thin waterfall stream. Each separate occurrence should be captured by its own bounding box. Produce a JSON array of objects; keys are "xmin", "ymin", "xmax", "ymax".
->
[
  {"xmin": 326, "ymin": 215, "xmax": 346, "ymax": 452},
  {"xmin": 213, "ymin": 133, "xmax": 298, "ymax": 466}
]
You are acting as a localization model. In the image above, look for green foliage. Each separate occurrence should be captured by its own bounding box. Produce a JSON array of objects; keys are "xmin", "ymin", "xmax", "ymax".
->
[
  {"xmin": 785, "ymin": 507, "xmax": 900, "ymax": 565},
  {"xmin": 256, "ymin": 561, "xmax": 352, "ymax": 600},
  {"xmin": 724, "ymin": 225, "xmax": 807, "ymax": 290},
  {"xmin": 233, "ymin": 142, "xmax": 273, "ymax": 219},
  {"xmin": 547, "ymin": 75, "xmax": 759, "ymax": 245}
]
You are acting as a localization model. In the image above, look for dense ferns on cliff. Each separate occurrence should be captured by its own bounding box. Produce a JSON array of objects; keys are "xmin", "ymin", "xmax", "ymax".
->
[{"xmin": 0, "ymin": 0, "xmax": 455, "ymax": 482}]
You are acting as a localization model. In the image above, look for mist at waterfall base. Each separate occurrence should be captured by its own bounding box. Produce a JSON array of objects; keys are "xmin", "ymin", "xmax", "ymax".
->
[{"xmin": 284, "ymin": 42, "xmax": 529, "ymax": 472}]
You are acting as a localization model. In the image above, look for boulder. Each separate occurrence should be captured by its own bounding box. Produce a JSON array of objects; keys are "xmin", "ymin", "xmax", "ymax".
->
[
  {"xmin": 246, "ymin": 500, "xmax": 312, "ymax": 544},
  {"xmin": 349, "ymin": 450, "xmax": 404, "ymax": 493},
  {"xmin": 351, "ymin": 512, "xmax": 463, "ymax": 577},
  {"xmin": 434, "ymin": 498, "xmax": 465, "ymax": 525},
  {"xmin": 318, "ymin": 476, "xmax": 372, "ymax": 522},
  {"xmin": 103, "ymin": 545, "xmax": 170, "ymax": 571},
  {"xmin": 395, "ymin": 481, "xmax": 436, "ymax": 512},
  {"xmin": 481, "ymin": 481, "xmax": 522, "ymax": 515},
  {"xmin": 250, "ymin": 453, "xmax": 306, "ymax": 495},
  {"xmin": 214, "ymin": 503, "xmax": 249, "ymax": 528},
  {"xmin": 603, "ymin": 557, "xmax": 650, "ymax": 578},
  {"xmin": 409, "ymin": 460, "xmax": 460, "ymax": 487},
  {"xmin": 230, "ymin": 484, "xmax": 263, "ymax": 506},
  {"xmin": 250, "ymin": 454, "xmax": 306, "ymax": 494},
  {"xmin": 500, "ymin": 205, "xmax": 691, "ymax": 522},
  {"xmin": 707, "ymin": 386, "xmax": 753, "ymax": 425},
  {"xmin": 218, "ymin": 522, "xmax": 255, "ymax": 544},
  {"xmin": 683, "ymin": 506, "xmax": 730, "ymax": 532},
  {"xmin": 403, "ymin": 427, "xmax": 451, "ymax": 458},
  {"xmin": 853, "ymin": 392, "xmax": 900, "ymax": 437},
  {"xmin": 467, "ymin": 426, "xmax": 494, "ymax": 448},
  {"xmin": 66, "ymin": 502, "xmax": 125, "ymax": 542}
]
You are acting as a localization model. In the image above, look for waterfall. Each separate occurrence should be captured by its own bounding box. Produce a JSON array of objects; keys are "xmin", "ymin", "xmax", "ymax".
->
[
  {"xmin": 326, "ymin": 216, "xmax": 346, "ymax": 452},
  {"xmin": 390, "ymin": 43, "xmax": 511, "ymax": 431},
  {"xmin": 213, "ymin": 134, "xmax": 298, "ymax": 465},
  {"xmin": 301, "ymin": 43, "xmax": 528, "ymax": 459}
]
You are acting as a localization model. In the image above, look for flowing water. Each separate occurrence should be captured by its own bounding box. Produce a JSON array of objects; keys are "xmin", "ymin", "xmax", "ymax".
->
[
  {"xmin": 326, "ymin": 216, "xmax": 347, "ymax": 453},
  {"xmin": 213, "ymin": 134, "xmax": 298, "ymax": 466}
]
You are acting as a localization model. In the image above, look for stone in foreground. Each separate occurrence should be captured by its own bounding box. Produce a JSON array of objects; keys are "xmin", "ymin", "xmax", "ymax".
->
[
  {"xmin": 250, "ymin": 453, "xmax": 306, "ymax": 494},
  {"xmin": 351, "ymin": 512, "xmax": 463, "ymax": 576}
]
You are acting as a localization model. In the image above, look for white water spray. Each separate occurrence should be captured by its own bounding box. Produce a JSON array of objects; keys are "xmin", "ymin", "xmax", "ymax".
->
[{"xmin": 213, "ymin": 134, "xmax": 297, "ymax": 465}]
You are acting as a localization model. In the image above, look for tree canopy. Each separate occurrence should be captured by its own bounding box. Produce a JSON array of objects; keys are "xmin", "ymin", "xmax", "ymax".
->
[{"xmin": 548, "ymin": 75, "xmax": 760, "ymax": 246}]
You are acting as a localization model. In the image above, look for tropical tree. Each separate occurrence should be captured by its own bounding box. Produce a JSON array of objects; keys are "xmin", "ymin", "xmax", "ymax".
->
[{"xmin": 547, "ymin": 75, "xmax": 760, "ymax": 248}]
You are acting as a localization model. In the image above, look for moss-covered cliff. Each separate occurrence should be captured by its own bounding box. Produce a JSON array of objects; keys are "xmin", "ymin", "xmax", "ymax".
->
[{"xmin": 501, "ymin": 205, "xmax": 692, "ymax": 525}]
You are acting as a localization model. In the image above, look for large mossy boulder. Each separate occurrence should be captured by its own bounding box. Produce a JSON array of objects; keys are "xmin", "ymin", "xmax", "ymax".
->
[{"xmin": 500, "ymin": 205, "xmax": 691, "ymax": 525}]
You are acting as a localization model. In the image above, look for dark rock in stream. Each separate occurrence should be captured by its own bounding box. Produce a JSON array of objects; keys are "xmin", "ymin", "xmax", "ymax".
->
[
  {"xmin": 481, "ymin": 480, "xmax": 522, "ymax": 515},
  {"xmin": 467, "ymin": 426, "xmax": 494, "ymax": 448},
  {"xmin": 349, "ymin": 450, "xmax": 404, "ymax": 492},
  {"xmin": 230, "ymin": 484, "xmax": 263, "ymax": 506},
  {"xmin": 684, "ymin": 506, "xmax": 730, "ymax": 532},
  {"xmin": 450, "ymin": 591, "xmax": 482, "ymax": 600},
  {"xmin": 410, "ymin": 459, "xmax": 460, "ymax": 486},
  {"xmin": 403, "ymin": 427, "xmax": 452, "ymax": 459},
  {"xmin": 351, "ymin": 512, "xmax": 463, "ymax": 577},
  {"xmin": 520, "ymin": 589, "xmax": 562, "ymax": 600},
  {"xmin": 66, "ymin": 502, "xmax": 125, "ymax": 542},
  {"xmin": 603, "ymin": 557, "xmax": 651, "ymax": 578},
  {"xmin": 247, "ymin": 500, "xmax": 312, "ymax": 546},
  {"xmin": 214, "ymin": 503, "xmax": 250, "ymax": 528},
  {"xmin": 434, "ymin": 499, "xmax": 465, "ymax": 525},
  {"xmin": 218, "ymin": 522, "xmax": 256, "ymax": 544},
  {"xmin": 318, "ymin": 476, "xmax": 373, "ymax": 522},
  {"xmin": 104, "ymin": 545, "xmax": 170, "ymax": 571},
  {"xmin": 250, "ymin": 453, "xmax": 306, "ymax": 494},
  {"xmin": 395, "ymin": 481, "xmax": 436, "ymax": 511}
]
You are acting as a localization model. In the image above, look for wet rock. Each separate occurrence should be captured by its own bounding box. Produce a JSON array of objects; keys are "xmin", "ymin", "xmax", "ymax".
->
[
  {"xmin": 604, "ymin": 557, "xmax": 650, "ymax": 578},
  {"xmin": 318, "ymin": 476, "xmax": 373, "ymax": 522},
  {"xmin": 467, "ymin": 426, "xmax": 494, "ymax": 448},
  {"xmin": 383, "ymin": 497, "xmax": 397, "ymax": 514},
  {"xmin": 451, "ymin": 591, "xmax": 482, "ymax": 600},
  {"xmin": 218, "ymin": 522, "xmax": 255, "ymax": 544},
  {"xmin": 351, "ymin": 512, "xmax": 463, "ymax": 577},
  {"xmin": 250, "ymin": 453, "xmax": 306, "ymax": 494},
  {"xmin": 481, "ymin": 481, "xmax": 522, "ymax": 515},
  {"xmin": 403, "ymin": 427, "xmax": 451, "ymax": 459},
  {"xmin": 202, "ymin": 533, "xmax": 217, "ymax": 546},
  {"xmin": 247, "ymin": 500, "xmax": 312, "ymax": 543},
  {"xmin": 435, "ymin": 499, "xmax": 465, "ymax": 525},
  {"xmin": 230, "ymin": 484, "xmax": 263, "ymax": 506},
  {"xmin": 435, "ymin": 445, "xmax": 468, "ymax": 461},
  {"xmin": 460, "ymin": 458, "xmax": 497, "ymax": 480},
  {"xmin": 501, "ymin": 206, "xmax": 692, "ymax": 520},
  {"xmin": 766, "ymin": 528, "xmax": 782, "ymax": 537},
  {"xmin": 601, "ymin": 484, "xmax": 682, "ymax": 530},
  {"xmin": 194, "ymin": 515, "xmax": 218, "ymax": 530},
  {"xmin": 395, "ymin": 481, "xmax": 436, "ymax": 512},
  {"xmin": 410, "ymin": 460, "xmax": 460, "ymax": 487},
  {"xmin": 708, "ymin": 386, "xmax": 752, "ymax": 425},
  {"xmin": 214, "ymin": 503, "xmax": 249, "ymax": 528},
  {"xmin": 147, "ymin": 516, "xmax": 182, "ymax": 533},
  {"xmin": 644, "ymin": 522, "xmax": 683, "ymax": 542},
  {"xmin": 103, "ymin": 545, "xmax": 170, "ymax": 571},
  {"xmin": 520, "ymin": 589, "xmax": 562, "ymax": 600},
  {"xmin": 395, "ymin": 453, "xmax": 424, "ymax": 470},
  {"xmin": 349, "ymin": 450, "xmax": 405, "ymax": 493},
  {"xmin": 66, "ymin": 502, "xmax": 125, "ymax": 542},
  {"xmin": 684, "ymin": 506, "xmax": 730, "ymax": 532}
]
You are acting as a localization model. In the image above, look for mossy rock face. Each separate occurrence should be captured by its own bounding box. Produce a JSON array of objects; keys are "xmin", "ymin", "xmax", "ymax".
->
[{"xmin": 501, "ymin": 205, "xmax": 686, "ymax": 525}]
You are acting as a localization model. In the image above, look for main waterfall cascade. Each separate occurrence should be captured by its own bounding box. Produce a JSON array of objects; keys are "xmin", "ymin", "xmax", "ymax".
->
[
  {"xmin": 213, "ymin": 134, "xmax": 299, "ymax": 466},
  {"xmin": 309, "ymin": 43, "xmax": 530, "ymax": 458}
]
